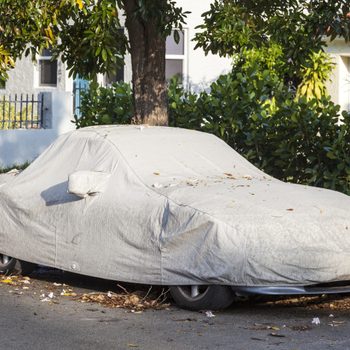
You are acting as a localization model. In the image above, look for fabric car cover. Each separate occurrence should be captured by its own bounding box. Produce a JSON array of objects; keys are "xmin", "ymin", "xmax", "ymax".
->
[{"xmin": 1, "ymin": 125, "xmax": 350, "ymax": 287}]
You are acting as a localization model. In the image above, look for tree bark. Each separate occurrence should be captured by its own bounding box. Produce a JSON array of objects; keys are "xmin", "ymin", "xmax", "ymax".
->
[{"xmin": 123, "ymin": 0, "xmax": 168, "ymax": 126}]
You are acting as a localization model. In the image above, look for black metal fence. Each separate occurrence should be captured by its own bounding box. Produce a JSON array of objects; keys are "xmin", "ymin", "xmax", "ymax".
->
[{"xmin": 0, "ymin": 93, "xmax": 44, "ymax": 130}]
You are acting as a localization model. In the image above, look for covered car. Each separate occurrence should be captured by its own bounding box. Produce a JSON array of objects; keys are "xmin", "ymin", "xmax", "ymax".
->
[{"xmin": 1, "ymin": 125, "xmax": 350, "ymax": 310}]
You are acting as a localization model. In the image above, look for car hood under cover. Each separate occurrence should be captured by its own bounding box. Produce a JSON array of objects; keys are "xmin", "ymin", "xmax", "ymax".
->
[{"xmin": 0, "ymin": 125, "xmax": 350, "ymax": 287}]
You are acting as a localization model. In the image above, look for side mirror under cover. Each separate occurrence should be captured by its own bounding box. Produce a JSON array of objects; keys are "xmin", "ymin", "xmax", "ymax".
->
[{"xmin": 68, "ymin": 170, "xmax": 111, "ymax": 198}]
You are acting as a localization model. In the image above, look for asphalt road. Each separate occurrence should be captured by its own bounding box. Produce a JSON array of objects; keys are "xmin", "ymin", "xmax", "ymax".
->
[{"xmin": 1, "ymin": 268, "xmax": 350, "ymax": 350}]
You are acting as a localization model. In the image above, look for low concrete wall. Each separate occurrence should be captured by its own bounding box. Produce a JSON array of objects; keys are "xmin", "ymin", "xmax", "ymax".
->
[{"xmin": 0, "ymin": 91, "xmax": 75, "ymax": 167}]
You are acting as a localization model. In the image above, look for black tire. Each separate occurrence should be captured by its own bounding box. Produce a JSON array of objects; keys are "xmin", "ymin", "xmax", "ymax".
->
[
  {"xmin": 0, "ymin": 254, "xmax": 36, "ymax": 275},
  {"xmin": 169, "ymin": 285, "xmax": 234, "ymax": 311},
  {"xmin": 16, "ymin": 260, "xmax": 37, "ymax": 275},
  {"xmin": 0, "ymin": 254, "xmax": 17, "ymax": 274}
]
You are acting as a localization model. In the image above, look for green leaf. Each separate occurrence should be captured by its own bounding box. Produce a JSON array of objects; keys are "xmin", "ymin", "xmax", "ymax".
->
[
  {"xmin": 101, "ymin": 48, "xmax": 107, "ymax": 62},
  {"xmin": 326, "ymin": 151, "xmax": 337, "ymax": 160},
  {"xmin": 95, "ymin": 46, "xmax": 102, "ymax": 56}
]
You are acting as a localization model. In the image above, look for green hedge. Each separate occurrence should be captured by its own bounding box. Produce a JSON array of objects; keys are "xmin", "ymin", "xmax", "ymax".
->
[{"xmin": 73, "ymin": 81, "xmax": 133, "ymax": 128}]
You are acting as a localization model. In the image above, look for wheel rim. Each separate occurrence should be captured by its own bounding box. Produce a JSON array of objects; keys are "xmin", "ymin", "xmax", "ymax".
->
[
  {"xmin": 191, "ymin": 285, "xmax": 199, "ymax": 298},
  {"xmin": 0, "ymin": 254, "xmax": 12, "ymax": 266},
  {"xmin": 178, "ymin": 285, "xmax": 210, "ymax": 300}
]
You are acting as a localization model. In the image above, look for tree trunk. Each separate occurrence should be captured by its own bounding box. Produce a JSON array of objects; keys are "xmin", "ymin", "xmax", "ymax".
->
[{"xmin": 123, "ymin": 0, "xmax": 168, "ymax": 126}]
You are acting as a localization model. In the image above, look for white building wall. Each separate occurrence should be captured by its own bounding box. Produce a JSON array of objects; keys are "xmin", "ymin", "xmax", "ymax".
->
[
  {"xmin": 1, "ymin": 55, "xmax": 69, "ymax": 96},
  {"xmin": 176, "ymin": 0, "xmax": 232, "ymax": 91},
  {"xmin": 1, "ymin": 57, "xmax": 35, "ymax": 95},
  {"xmin": 325, "ymin": 39, "xmax": 350, "ymax": 112}
]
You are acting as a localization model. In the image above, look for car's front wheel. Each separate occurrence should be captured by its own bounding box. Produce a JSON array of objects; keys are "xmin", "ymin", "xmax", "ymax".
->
[
  {"xmin": 0, "ymin": 254, "xmax": 36, "ymax": 275},
  {"xmin": 169, "ymin": 285, "xmax": 234, "ymax": 311}
]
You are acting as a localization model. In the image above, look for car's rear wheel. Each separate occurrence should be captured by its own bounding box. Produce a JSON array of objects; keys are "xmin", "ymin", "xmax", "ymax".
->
[
  {"xmin": 169, "ymin": 285, "xmax": 234, "ymax": 311},
  {"xmin": 0, "ymin": 254, "xmax": 36, "ymax": 275}
]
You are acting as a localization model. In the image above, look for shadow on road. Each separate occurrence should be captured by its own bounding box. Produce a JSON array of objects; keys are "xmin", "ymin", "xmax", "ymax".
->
[
  {"xmin": 30, "ymin": 265, "xmax": 154, "ymax": 294},
  {"xmin": 27, "ymin": 265, "xmax": 350, "ymax": 315}
]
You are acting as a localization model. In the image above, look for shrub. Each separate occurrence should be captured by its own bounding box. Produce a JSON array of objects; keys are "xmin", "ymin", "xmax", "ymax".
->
[
  {"xmin": 0, "ymin": 161, "xmax": 30, "ymax": 173},
  {"xmin": 73, "ymin": 81, "xmax": 133, "ymax": 128}
]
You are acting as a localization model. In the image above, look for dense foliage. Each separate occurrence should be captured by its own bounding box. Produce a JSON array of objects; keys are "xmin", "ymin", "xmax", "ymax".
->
[
  {"xmin": 0, "ymin": 0, "xmax": 187, "ymax": 81},
  {"xmin": 0, "ymin": 0, "xmax": 187, "ymax": 124},
  {"xmin": 195, "ymin": 0, "xmax": 350, "ymax": 91},
  {"xmin": 73, "ymin": 81, "xmax": 133, "ymax": 128},
  {"xmin": 0, "ymin": 0, "xmax": 123, "ymax": 81}
]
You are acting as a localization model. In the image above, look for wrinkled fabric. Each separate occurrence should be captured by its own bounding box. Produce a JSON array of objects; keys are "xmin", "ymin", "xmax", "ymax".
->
[{"xmin": 1, "ymin": 125, "xmax": 350, "ymax": 286}]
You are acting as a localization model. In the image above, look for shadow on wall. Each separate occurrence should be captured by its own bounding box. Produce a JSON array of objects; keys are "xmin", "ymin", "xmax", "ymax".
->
[{"xmin": 0, "ymin": 91, "xmax": 75, "ymax": 168}]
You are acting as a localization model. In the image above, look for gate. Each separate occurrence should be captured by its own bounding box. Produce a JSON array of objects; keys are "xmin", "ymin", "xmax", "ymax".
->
[{"xmin": 0, "ymin": 93, "xmax": 44, "ymax": 130}]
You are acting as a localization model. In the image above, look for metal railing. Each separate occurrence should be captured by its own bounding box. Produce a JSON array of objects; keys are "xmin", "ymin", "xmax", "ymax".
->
[{"xmin": 0, "ymin": 93, "xmax": 44, "ymax": 130}]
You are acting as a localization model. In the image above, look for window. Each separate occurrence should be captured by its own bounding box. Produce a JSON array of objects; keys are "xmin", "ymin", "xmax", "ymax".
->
[
  {"xmin": 165, "ymin": 30, "xmax": 186, "ymax": 81},
  {"xmin": 38, "ymin": 49, "xmax": 57, "ymax": 87}
]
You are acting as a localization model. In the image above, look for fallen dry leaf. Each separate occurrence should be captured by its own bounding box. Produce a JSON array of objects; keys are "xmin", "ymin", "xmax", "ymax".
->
[
  {"xmin": 224, "ymin": 173, "xmax": 236, "ymax": 179},
  {"xmin": 269, "ymin": 333, "xmax": 286, "ymax": 338},
  {"xmin": 250, "ymin": 323, "xmax": 280, "ymax": 331},
  {"xmin": 78, "ymin": 288, "xmax": 170, "ymax": 311},
  {"xmin": 61, "ymin": 290, "xmax": 77, "ymax": 297},
  {"xmin": 1, "ymin": 275, "xmax": 31, "ymax": 287},
  {"xmin": 289, "ymin": 325, "xmax": 311, "ymax": 331},
  {"xmin": 328, "ymin": 320, "xmax": 346, "ymax": 327},
  {"xmin": 1, "ymin": 278, "xmax": 15, "ymax": 285},
  {"xmin": 265, "ymin": 294, "xmax": 350, "ymax": 311},
  {"xmin": 20, "ymin": 280, "xmax": 31, "ymax": 284}
]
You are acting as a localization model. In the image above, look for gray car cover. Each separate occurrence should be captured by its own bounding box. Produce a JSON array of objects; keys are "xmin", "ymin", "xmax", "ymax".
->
[{"xmin": 1, "ymin": 125, "xmax": 350, "ymax": 287}]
